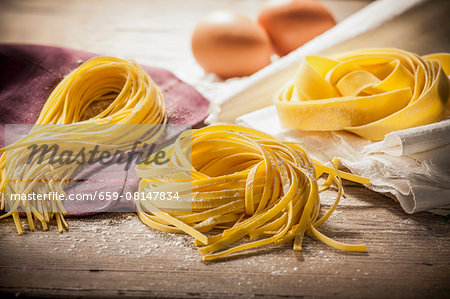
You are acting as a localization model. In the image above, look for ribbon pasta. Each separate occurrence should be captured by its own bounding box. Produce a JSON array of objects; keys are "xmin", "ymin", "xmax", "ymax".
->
[
  {"xmin": 0, "ymin": 57, "xmax": 167, "ymax": 234},
  {"xmin": 136, "ymin": 125, "xmax": 368, "ymax": 261},
  {"xmin": 275, "ymin": 49, "xmax": 450, "ymax": 141}
]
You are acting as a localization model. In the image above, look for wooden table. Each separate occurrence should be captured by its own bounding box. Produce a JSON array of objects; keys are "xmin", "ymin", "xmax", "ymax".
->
[{"xmin": 0, "ymin": 0, "xmax": 449, "ymax": 298}]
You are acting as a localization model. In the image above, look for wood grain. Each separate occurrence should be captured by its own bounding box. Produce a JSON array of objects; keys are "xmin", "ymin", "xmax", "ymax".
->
[
  {"xmin": 0, "ymin": 0, "xmax": 369, "ymax": 72},
  {"xmin": 0, "ymin": 181, "xmax": 448, "ymax": 298},
  {"xmin": 0, "ymin": 0, "xmax": 449, "ymax": 298}
]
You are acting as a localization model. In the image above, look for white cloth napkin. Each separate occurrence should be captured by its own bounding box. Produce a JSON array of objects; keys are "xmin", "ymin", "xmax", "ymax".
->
[
  {"xmin": 237, "ymin": 106, "xmax": 450, "ymax": 215},
  {"xmin": 175, "ymin": 0, "xmax": 450, "ymax": 214}
]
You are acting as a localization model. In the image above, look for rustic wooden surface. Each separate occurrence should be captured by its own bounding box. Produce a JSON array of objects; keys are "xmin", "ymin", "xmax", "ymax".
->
[
  {"xmin": 0, "ymin": 0, "xmax": 371, "ymax": 72},
  {"xmin": 0, "ymin": 181, "xmax": 449, "ymax": 298},
  {"xmin": 0, "ymin": 0, "xmax": 449, "ymax": 298}
]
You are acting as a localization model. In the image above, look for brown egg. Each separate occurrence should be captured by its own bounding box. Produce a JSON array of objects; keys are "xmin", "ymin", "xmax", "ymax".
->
[
  {"xmin": 191, "ymin": 10, "xmax": 272, "ymax": 79},
  {"xmin": 258, "ymin": 0, "xmax": 336, "ymax": 56}
]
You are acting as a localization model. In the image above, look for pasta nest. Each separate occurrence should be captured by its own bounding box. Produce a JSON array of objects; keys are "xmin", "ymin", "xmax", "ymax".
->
[
  {"xmin": 275, "ymin": 49, "xmax": 450, "ymax": 140},
  {"xmin": 1, "ymin": 57, "xmax": 167, "ymax": 234},
  {"xmin": 136, "ymin": 125, "xmax": 367, "ymax": 261}
]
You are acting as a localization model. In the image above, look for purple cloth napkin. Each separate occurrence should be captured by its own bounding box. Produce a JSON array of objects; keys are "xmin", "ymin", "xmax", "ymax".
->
[{"xmin": 0, "ymin": 44, "xmax": 209, "ymax": 216}]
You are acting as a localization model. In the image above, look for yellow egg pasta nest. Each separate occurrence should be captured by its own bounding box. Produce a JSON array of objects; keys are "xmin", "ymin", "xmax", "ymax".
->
[
  {"xmin": 136, "ymin": 125, "xmax": 368, "ymax": 261},
  {"xmin": 275, "ymin": 49, "xmax": 450, "ymax": 140},
  {"xmin": 1, "ymin": 57, "xmax": 167, "ymax": 234}
]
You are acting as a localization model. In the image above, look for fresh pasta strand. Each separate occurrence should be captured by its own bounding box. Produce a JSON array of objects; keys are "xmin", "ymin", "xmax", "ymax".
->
[
  {"xmin": 275, "ymin": 49, "xmax": 450, "ymax": 141},
  {"xmin": 0, "ymin": 56, "xmax": 167, "ymax": 234},
  {"xmin": 136, "ymin": 124, "xmax": 368, "ymax": 261}
]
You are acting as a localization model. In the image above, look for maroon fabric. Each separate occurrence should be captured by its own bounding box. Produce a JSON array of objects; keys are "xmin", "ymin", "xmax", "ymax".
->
[{"xmin": 0, "ymin": 44, "xmax": 209, "ymax": 216}]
